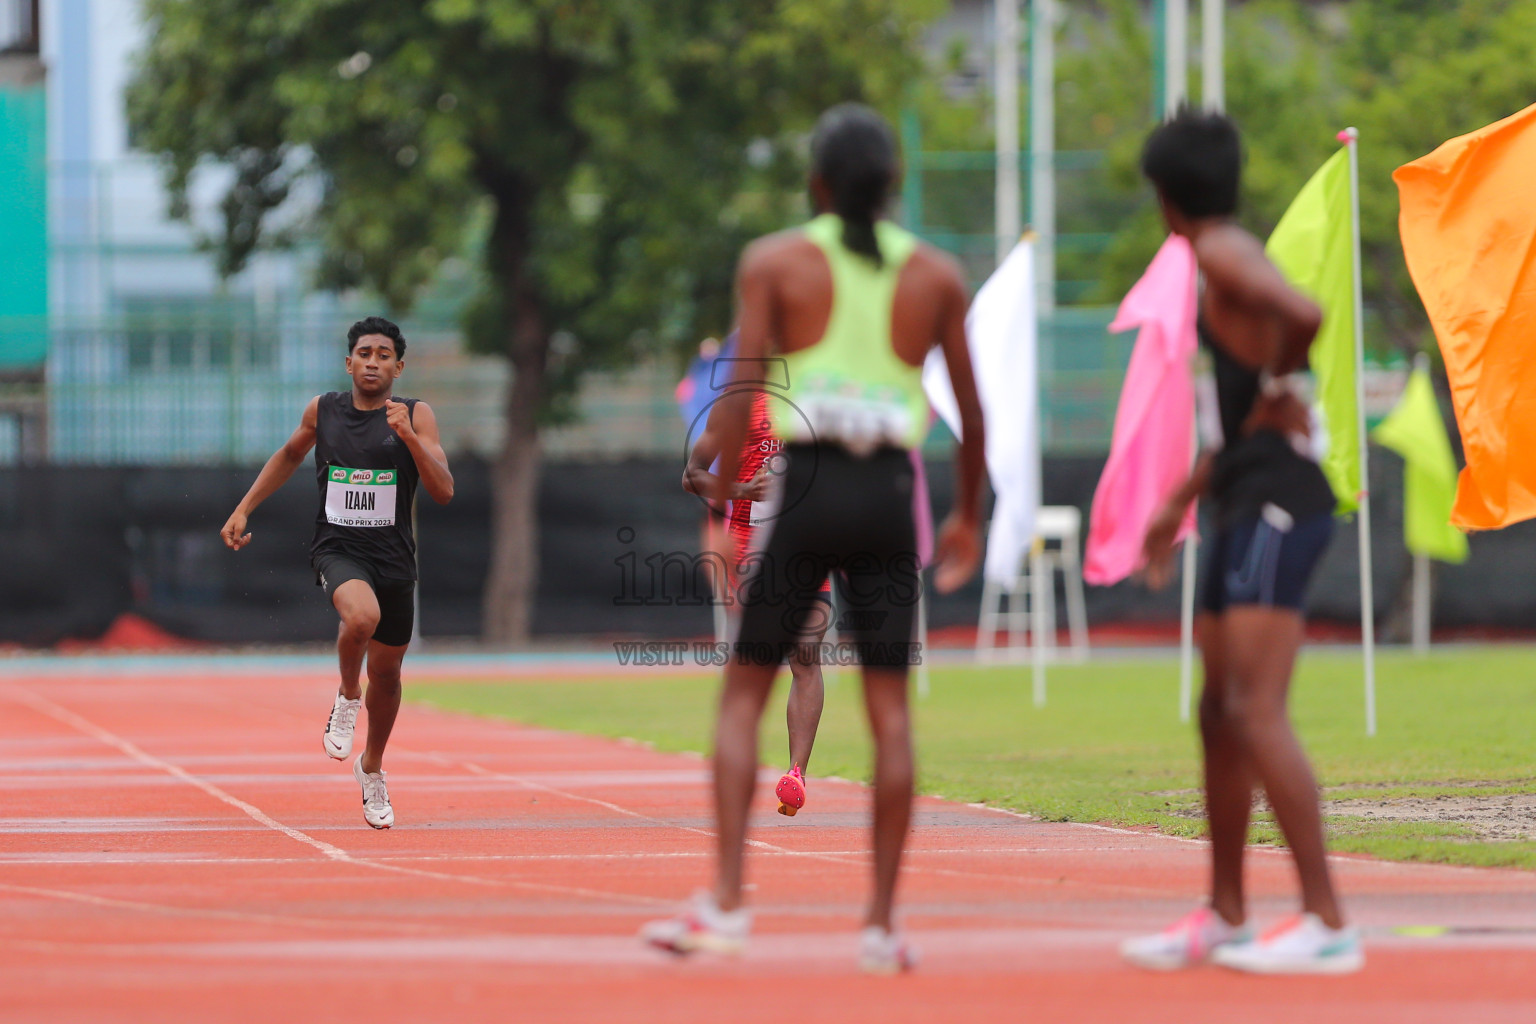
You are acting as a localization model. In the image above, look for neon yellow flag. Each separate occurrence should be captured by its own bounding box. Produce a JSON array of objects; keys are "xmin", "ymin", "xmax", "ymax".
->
[
  {"xmin": 1265, "ymin": 147, "xmax": 1358, "ymax": 514},
  {"xmin": 1371, "ymin": 368, "xmax": 1469, "ymax": 563}
]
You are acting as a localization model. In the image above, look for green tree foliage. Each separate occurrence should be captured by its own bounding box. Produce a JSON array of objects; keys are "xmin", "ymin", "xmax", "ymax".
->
[
  {"xmin": 128, "ymin": 0, "xmax": 941, "ymax": 642},
  {"xmin": 1054, "ymin": 0, "xmax": 1536, "ymax": 360},
  {"xmin": 1063, "ymin": 1, "xmax": 1335, "ymax": 310},
  {"xmin": 1339, "ymin": 0, "xmax": 1536, "ymax": 356}
]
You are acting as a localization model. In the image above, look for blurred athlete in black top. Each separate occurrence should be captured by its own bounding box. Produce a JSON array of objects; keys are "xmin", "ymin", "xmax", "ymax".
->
[
  {"xmin": 221, "ymin": 316, "xmax": 454, "ymax": 829},
  {"xmin": 1123, "ymin": 108, "xmax": 1361, "ymax": 975}
]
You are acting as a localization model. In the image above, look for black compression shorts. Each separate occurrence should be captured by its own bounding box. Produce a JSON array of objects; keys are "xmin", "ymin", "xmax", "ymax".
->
[
  {"xmin": 313, "ymin": 553, "xmax": 416, "ymax": 647},
  {"xmin": 733, "ymin": 444, "xmax": 921, "ymax": 670},
  {"xmin": 1201, "ymin": 506, "xmax": 1333, "ymax": 615}
]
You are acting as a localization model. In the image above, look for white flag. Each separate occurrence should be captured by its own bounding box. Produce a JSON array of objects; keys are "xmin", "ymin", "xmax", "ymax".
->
[{"xmin": 923, "ymin": 238, "xmax": 1039, "ymax": 585}]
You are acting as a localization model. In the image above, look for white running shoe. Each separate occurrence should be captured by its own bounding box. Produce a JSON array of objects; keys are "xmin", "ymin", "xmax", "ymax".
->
[
  {"xmin": 323, "ymin": 692, "xmax": 362, "ymax": 760},
  {"xmin": 859, "ymin": 925, "xmax": 919, "ymax": 975},
  {"xmin": 1212, "ymin": 913, "xmax": 1364, "ymax": 975},
  {"xmin": 640, "ymin": 891, "xmax": 750, "ymax": 956},
  {"xmin": 352, "ymin": 756, "xmax": 394, "ymax": 829},
  {"xmin": 1121, "ymin": 907, "xmax": 1254, "ymax": 971}
]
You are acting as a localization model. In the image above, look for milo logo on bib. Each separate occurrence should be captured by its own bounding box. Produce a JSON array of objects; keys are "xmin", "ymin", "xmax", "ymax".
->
[{"xmin": 325, "ymin": 465, "xmax": 398, "ymax": 528}]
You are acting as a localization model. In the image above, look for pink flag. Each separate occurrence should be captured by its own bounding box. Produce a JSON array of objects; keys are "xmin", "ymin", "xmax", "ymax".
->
[{"xmin": 1084, "ymin": 235, "xmax": 1199, "ymax": 586}]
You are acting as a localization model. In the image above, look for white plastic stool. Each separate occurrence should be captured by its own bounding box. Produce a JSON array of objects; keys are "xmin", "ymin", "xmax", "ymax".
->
[{"xmin": 976, "ymin": 505, "xmax": 1090, "ymax": 663}]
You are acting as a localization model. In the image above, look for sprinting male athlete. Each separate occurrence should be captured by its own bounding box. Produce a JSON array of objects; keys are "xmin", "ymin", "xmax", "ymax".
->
[
  {"xmin": 645, "ymin": 103, "xmax": 986, "ymax": 973},
  {"xmin": 1122, "ymin": 108, "xmax": 1362, "ymax": 974},
  {"xmin": 220, "ymin": 316, "xmax": 454, "ymax": 829},
  {"xmin": 685, "ymin": 375, "xmax": 832, "ymax": 816}
]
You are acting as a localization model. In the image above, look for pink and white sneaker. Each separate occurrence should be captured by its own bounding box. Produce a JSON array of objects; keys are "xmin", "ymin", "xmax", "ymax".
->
[
  {"xmin": 776, "ymin": 764, "xmax": 807, "ymax": 817},
  {"xmin": 641, "ymin": 891, "xmax": 750, "ymax": 956},
  {"xmin": 1212, "ymin": 913, "xmax": 1363, "ymax": 974},
  {"xmin": 1121, "ymin": 907, "xmax": 1253, "ymax": 971},
  {"xmin": 859, "ymin": 925, "xmax": 919, "ymax": 974}
]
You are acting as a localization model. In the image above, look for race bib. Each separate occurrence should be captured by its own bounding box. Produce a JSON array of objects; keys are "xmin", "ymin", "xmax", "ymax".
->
[
  {"xmin": 746, "ymin": 464, "xmax": 785, "ymax": 528},
  {"xmin": 325, "ymin": 466, "xmax": 397, "ymax": 528}
]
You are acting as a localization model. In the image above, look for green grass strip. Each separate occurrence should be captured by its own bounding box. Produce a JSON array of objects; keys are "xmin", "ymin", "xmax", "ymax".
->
[{"xmin": 415, "ymin": 646, "xmax": 1536, "ymax": 869}]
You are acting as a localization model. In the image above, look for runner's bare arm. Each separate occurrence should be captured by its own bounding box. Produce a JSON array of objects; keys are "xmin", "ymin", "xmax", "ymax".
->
[
  {"xmin": 931, "ymin": 257, "xmax": 987, "ymax": 594},
  {"xmin": 1198, "ymin": 231, "xmax": 1322, "ymax": 375},
  {"xmin": 683, "ymin": 423, "xmax": 722, "ymax": 497},
  {"xmin": 387, "ymin": 400, "xmax": 454, "ymax": 504},
  {"xmin": 1140, "ymin": 453, "xmax": 1215, "ymax": 590},
  {"xmin": 221, "ymin": 396, "xmax": 320, "ymax": 551},
  {"xmin": 685, "ymin": 402, "xmax": 766, "ymax": 507}
]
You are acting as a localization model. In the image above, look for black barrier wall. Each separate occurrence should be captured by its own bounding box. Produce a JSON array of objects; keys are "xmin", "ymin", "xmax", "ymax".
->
[{"xmin": 0, "ymin": 453, "xmax": 1525, "ymax": 645}]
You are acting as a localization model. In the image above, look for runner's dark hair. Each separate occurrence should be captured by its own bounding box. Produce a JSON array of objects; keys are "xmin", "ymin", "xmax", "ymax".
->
[
  {"xmin": 810, "ymin": 104, "xmax": 898, "ymax": 267},
  {"xmin": 1141, "ymin": 104, "xmax": 1242, "ymax": 218},
  {"xmin": 347, "ymin": 316, "xmax": 406, "ymax": 357}
]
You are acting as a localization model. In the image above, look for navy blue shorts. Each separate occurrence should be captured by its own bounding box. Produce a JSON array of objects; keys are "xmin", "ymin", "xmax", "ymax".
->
[{"xmin": 1201, "ymin": 507, "xmax": 1333, "ymax": 614}]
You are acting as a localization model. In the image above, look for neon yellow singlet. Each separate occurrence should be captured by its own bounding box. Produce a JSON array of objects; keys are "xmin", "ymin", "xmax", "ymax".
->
[{"xmin": 769, "ymin": 213, "xmax": 928, "ymax": 454}]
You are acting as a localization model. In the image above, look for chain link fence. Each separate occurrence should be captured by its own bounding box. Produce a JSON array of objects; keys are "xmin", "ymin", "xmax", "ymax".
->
[{"xmin": 27, "ymin": 150, "xmax": 1139, "ymax": 467}]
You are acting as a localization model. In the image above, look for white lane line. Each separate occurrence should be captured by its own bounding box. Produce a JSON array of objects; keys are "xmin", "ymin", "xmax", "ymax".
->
[
  {"xmin": 960, "ymin": 801, "xmax": 1536, "ymax": 879},
  {"xmin": 0, "ymin": 846, "xmax": 1157, "ymax": 867},
  {"xmin": 0, "ymin": 927, "xmax": 1116, "ymax": 969},
  {"xmin": 0, "ymin": 881, "xmax": 437, "ymax": 935},
  {"xmin": 5, "ymin": 685, "xmax": 351, "ymax": 863},
  {"xmin": 418, "ymin": 753, "xmax": 1182, "ymax": 899},
  {"xmin": 1, "ymin": 685, "xmax": 666, "ymax": 907},
  {"xmin": 16, "ymin": 683, "xmax": 1423, "ymax": 907},
  {"xmin": 401, "ymin": 717, "xmax": 1191, "ymax": 896},
  {"xmin": 420, "ymin": 752, "xmax": 782, "ymax": 854},
  {"xmin": 416, "ymin": 711, "xmax": 1536, "ymax": 884}
]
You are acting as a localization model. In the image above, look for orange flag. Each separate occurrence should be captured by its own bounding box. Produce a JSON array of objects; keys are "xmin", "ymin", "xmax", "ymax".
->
[{"xmin": 1395, "ymin": 102, "xmax": 1536, "ymax": 531}]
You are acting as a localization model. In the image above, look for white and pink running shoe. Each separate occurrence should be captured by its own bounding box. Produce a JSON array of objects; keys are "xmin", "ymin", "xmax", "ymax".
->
[
  {"xmin": 859, "ymin": 925, "xmax": 919, "ymax": 975},
  {"xmin": 641, "ymin": 891, "xmax": 751, "ymax": 957},
  {"xmin": 1121, "ymin": 907, "xmax": 1253, "ymax": 971},
  {"xmin": 1212, "ymin": 913, "xmax": 1364, "ymax": 974}
]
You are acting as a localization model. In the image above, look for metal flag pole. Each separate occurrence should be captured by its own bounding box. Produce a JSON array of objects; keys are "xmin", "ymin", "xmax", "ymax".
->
[
  {"xmin": 1166, "ymin": 0, "xmax": 1189, "ymax": 113},
  {"xmin": 1170, "ymin": 0, "xmax": 1203, "ymax": 722},
  {"xmin": 1341, "ymin": 126, "xmax": 1377, "ymax": 736},
  {"xmin": 1028, "ymin": 1, "xmax": 1056, "ymax": 710},
  {"xmin": 1409, "ymin": 351, "xmax": 1431, "ymax": 655},
  {"xmin": 1202, "ymin": 0, "xmax": 1224, "ymax": 112},
  {"xmin": 995, "ymin": 0, "xmax": 1022, "ymax": 266},
  {"xmin": 1029, "ymin": 0, "xmax": 1055, "ymax": 314},
  {"xmin": 1031, "ymin": 540, "xmax": 1048, "ymax": 707},
  {"xmin": 1412, "ymin": 554, "xmax": 1430, "ymax": 654}
]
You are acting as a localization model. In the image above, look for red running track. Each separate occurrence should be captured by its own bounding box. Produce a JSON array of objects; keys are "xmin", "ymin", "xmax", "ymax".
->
[{"xmin": 2, "ymin": 667, "xmax": 1535, "ymax": 1023}]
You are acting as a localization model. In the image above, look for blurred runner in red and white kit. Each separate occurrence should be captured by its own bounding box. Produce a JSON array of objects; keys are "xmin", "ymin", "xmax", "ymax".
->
[{"xmin": 684, "ymin": 362, "xmax": 830, "ymax": 817}]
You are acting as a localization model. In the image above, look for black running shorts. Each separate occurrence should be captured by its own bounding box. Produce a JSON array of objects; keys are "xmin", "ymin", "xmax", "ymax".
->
[
  {"xmin": 733, "ymin": 444, "xmax": 921, "ymax": 670},
  {"xmin": 1201, "ymin": 506, "xmax": 1333, "ymax": 615},
  {"xmin": 313, "ymin": 553, "xmax": 416, "ymax": 647}
]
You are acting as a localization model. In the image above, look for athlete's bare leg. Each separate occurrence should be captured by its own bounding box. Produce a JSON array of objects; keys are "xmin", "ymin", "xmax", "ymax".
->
[
  {"xmin": 332, "ymin": 580, "xmax": 379, "ymax": 702},
  {"xmin": 861, "ymin": 666, "xmax": 914, "ymax": 932},
  {"xmin": 1221, "ymin": 605, "xmax": 1344, "ymax": 929},
  {"xmin": 1196, "ymin": 611, "xmax": 1255, "ymax": 927},
  {"xmin": 712, "ymin": 660, "xmax": 779, "ymax": 912},
  {"xmin": 358, "ymin": 639, "xmax": 406, "ymax": 775},
  {"xmin": 786, "ymin": 613, "xmax": 831, "ymax": 772}
]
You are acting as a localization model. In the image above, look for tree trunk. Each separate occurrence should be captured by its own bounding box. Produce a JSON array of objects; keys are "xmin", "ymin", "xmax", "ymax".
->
[
  {"xmin": 482, "ymin": 343, "xmax": 544, "ymax": 643},
  {"xmin": 480, "ymin": 192, "xmax": 548, "ymax": 645}
]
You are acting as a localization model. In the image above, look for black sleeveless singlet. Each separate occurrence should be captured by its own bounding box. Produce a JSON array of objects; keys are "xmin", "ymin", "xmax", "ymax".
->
[
  {"xmin": 310, "ymin": 391, "xmax": 422, "ymax": 580},
  {"xmin": 1199, "ymin": 319, "xmax": 1335, "ymax": 526}
]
